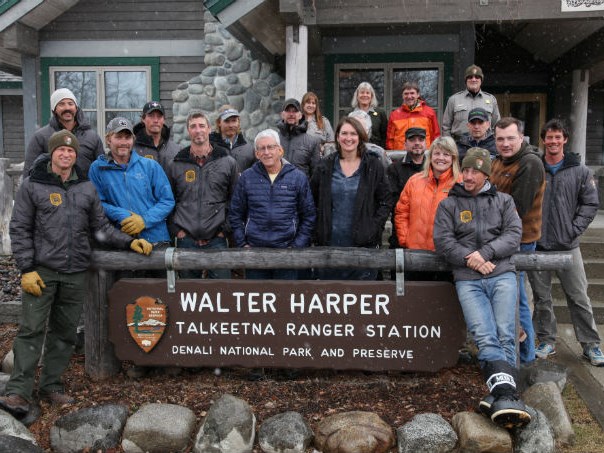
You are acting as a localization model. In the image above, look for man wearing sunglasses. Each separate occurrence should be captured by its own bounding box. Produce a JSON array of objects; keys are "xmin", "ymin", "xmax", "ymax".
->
[{"xmin": 442, "ymin": 64, "xmax": 500, "ymax": 141}]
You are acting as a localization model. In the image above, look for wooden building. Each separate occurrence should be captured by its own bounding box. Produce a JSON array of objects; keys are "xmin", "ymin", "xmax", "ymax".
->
[{"xmin": 1, "ymin": 0, "xmax": 603, "ymax": 166}]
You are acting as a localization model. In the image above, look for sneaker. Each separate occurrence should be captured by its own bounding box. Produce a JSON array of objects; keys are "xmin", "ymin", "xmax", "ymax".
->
[
  {"xmin": 40, "ymin": 391, "xmax": 75, "ymax": 405},
  {"xmin": 535, "ymin": 343, "xmax": 556, "ymax": 359},
  {"xmin": 583, "ymin": 346, "xmax": 604, "ymax": 367},
  {"xmin": 0, "ymin": 394, "xmax": 30, "ymax": 416},
  {"xmin": 478, "ymin": 394, "xmax": 495, "ymax": 417},
  {"xmin": 490, "ymin": 395, "xmax": 531, "ymax": 429}
]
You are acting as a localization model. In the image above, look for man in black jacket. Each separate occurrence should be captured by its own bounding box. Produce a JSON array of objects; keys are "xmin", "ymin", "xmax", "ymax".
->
[
  {"xmin": 276, "ymin": 98, "xmax": 321, "ymax": 178},
  {"xmin": 528, "ymin": 119, "xmax": 603, "ymax": 366},
  {"xmin": 133, "ymin": 101, "xmax": 179, "ymax": 173},
  {"xmin": 1, "ymin": 130, "xmax": 151, "ymax": 418},
  {"xmin": 23, "ymin": 88, "xmax": 104, "ymax": 177}
]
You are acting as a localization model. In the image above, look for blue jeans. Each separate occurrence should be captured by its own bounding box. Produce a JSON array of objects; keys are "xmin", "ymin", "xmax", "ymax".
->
[
  {"xmin": 518, "ymin": 242, "xmax": 536, "ymax": 363},
  {"xmin": 455, "ymin": 272, "xmax": 518, "ymax": 368},
  {"xmin": 176, "ymin": 235, "xmax": 230, "ymax": 279}
]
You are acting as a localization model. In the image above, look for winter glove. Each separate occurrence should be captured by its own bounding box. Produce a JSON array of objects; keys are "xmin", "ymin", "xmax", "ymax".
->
[
  {"xmin": 130, "ymin": 239, "xmax": 153, "ymax": 256},
  {"xmin": 21, "ymin": 271, "xmax": 46, "ymax": 297},
  {"xmin": 121, "ymin": 213, "xmax": 145, "ymax": 236}
]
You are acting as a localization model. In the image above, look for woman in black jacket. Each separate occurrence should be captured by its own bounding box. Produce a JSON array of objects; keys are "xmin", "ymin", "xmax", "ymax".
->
[{"xmin": 310, "ymin": 117, "xmax": 392, "ymax": 280}]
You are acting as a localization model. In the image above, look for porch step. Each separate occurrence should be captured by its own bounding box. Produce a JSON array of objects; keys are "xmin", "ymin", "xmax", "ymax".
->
[
  {"xmin": 580, "ymin": 236, "xmax": 604, "ymax": 260},
  {"xmin": 552, "ymin": 279, "xmax": 604, "ymax": 303},
  {"xmin": 553, "ymin": 299, "xmax": 604, "ymax": 325}
]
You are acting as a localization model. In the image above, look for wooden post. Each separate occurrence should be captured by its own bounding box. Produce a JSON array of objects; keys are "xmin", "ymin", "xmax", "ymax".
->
[
  {"xmin": 0, "ymin": 158, "xmax": 13, "ymax": 255},
  {"xmin": 86, "ymin": 269, "xmax": 121, "ymax": 380}
]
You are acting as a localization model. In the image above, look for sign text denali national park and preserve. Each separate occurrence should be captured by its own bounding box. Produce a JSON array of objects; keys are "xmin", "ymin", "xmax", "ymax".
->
[{"xmin": 108, "ymin": 279, "xmax": 465, "ymax": 372}]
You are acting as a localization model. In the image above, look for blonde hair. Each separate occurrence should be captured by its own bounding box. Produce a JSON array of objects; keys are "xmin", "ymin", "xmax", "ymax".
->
[{"xmin": 422, "ymin": 136, "xmax": 460, "ymax": 180}]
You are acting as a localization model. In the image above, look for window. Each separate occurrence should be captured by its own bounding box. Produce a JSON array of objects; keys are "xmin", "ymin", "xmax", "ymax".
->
[
  {"xmin": 50, "ymin": 66, "xmax": 151, "ymax": 135},
  {"xmin": 335, "ymin": 62, "xmax": 444, "ymax": 122}
]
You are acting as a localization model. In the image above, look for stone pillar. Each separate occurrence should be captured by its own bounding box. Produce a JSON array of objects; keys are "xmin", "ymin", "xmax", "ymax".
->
[
  {"xmin": 570, "ymin": 69, "xmax": 589, "ymax": 164},
  {"xmin": 285, "ymin": 24, "xmax": 308, "ymax": 100}
]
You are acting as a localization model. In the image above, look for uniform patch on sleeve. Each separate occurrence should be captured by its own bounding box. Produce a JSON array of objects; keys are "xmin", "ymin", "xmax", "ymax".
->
[
  {"xmin": 49, "ymin": 193, "xmax": 62, "ymax": 206},
  {"xmin": 185, "ymin": 170, "xmax": 196, "ymax": 182},
  {"xmin": 460, "ymin": 210, "xmax": 472, "ymax": 223}
]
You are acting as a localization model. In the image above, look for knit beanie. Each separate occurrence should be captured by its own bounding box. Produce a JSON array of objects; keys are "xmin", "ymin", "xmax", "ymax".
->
[
  {"xmin": 48, "ymin": 130, "xmax": 79, "ymax": 155},
  {"xmin": 462, "ymin": 147, "xmax": 491, "ymax": 176},
  {"xmin": 50, "ymin": 88, "xmax": 78, "ymax": 112}
]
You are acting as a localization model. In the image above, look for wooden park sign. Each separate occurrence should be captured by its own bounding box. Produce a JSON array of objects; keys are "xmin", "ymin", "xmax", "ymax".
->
[{"xmin": 108, "ymin": 279, "xmax": 465, "ymax": 372}]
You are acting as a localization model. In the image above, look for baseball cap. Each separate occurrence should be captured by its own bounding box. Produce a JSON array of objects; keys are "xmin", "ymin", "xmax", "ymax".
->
[
  {"xmin": 220, "ymin": 108, "xmax": 240, "ymax": 121},
  {"xmin": 468, "ymin": 108, "xmax": 490, "ymax": 123},
  {"xmin": 405, "ymin": 127, "xmax": 427, "ymax": 139},
  {"xmin": 106, "ymin": 117, "xmax": 134, "ymax": 135},
  {"xmin": 282, "ymin": 98, "xmax": 301, "ymax": 112},
  {"xmin": 142, "ymin": 101, "xmax": 165, "ymax": 116}
]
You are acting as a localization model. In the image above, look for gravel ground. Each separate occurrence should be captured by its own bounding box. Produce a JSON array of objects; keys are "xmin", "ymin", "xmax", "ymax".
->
[{"xmin": 0, "ymin": 255, "xmax": 20, "ymax": 304}]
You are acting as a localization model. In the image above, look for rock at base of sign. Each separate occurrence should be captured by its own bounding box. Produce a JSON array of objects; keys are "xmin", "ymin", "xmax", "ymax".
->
[
  {"xmin": 396, "ymin": 413, "xmax": 458, "ymax": 453},
  {"xmin": 258, "ymin": 411, "xmax": 314, "ymax": 453},
  {"xmin": 314, "ymin": 411, "xmax": 395, "ymax": 453}
]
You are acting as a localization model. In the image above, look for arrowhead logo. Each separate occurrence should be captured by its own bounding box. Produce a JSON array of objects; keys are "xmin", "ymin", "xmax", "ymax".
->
[{"xmin": 126, "ymin": 296, "xmax": 168, "ymax": 353}]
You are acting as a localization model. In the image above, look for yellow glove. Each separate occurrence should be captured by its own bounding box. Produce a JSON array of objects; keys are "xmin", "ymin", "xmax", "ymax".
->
[
  {"xmin": 130, "ymin": 239, "xmax": 153, "ymax": 256},
  {"xmin": 121, "ymin": 213, "xmax": 145, "ymax": 236},
  {"xmin": 21, "ymin": 271, "xmax": 46, "ymax": 297}
]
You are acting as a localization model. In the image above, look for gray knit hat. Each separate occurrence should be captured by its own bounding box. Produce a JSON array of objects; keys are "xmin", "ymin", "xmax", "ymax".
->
[{"xmin": 50, "ymin": 88, "xmax": 78, "ymax": 112}]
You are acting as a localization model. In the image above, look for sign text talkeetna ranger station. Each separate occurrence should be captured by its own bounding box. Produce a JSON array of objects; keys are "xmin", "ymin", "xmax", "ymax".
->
[{"xmin": 109, "ymin": 280, "xmax": 465, "ymax": 372}]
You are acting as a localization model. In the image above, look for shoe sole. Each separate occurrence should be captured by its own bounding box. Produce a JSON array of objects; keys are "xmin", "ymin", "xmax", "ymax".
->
[
  {"xmin": 491, "ymin": 409, "xmax": 531, "ymax": 429},
  {"xmin": 582, "ymin": 354, "xmax": 604, "ymax": 367},
  {"xmin": 478, "ymin": 401, "xmax": 492, "ymax": 417},
  {"xmin": 535, "ymin": 350, "xmax": 556, "ymax": 359},
  {"xmin": 0, "ymin": 400, "xmax": 29, "ymax": 416}
]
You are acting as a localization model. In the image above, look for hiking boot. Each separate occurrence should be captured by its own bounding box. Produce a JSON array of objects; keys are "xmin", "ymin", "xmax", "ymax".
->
[
  {"xmin": 490, "ymin": 395, "xmax": 531, "ymax": 429},
  {"xmin": 478, "ymin": 394, "xmax": 495, "ymax": 417},
  {"xmin": 40, "ymin": 391, "xmax": 75, "ymax": 405},
  {"xmin": 0, "ymin": 394, "xmax": 30, "ymax": 416},
  {"xmin": 535, "ymin": 343, "xmax": 556, "ymax": 359},
  {"xmin": 583, "ymin": 345, "xmax": 604, "ymax": 367}
]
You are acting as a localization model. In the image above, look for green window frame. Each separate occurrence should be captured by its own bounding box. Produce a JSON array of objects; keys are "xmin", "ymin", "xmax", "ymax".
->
[{"xmin": 41, "ymin": 57, "xmax": 160, "ymax": 137}]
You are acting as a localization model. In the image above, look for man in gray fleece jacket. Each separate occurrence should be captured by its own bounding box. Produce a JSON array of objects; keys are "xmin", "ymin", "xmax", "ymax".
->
[{"xmin": 434, "ymin": 147, "xmax": 530, "ymax": 430}]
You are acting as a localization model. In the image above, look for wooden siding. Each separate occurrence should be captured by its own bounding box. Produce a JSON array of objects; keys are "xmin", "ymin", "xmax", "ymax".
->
[
  {"xmin": 2, "ymin": 95, "xmax": 24, "ymax": 163},
  {"xmin": 39, "ymin": 0, "xmax": 204, "ymax": 41},
  {"xmin": 159, "ymin": 56, "xmax": 205, "ymax": 128}
]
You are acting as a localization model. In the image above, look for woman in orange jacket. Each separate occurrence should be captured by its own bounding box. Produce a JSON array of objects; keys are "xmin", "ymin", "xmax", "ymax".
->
[{"xmin": 394, "ymin": 136, "xmax": 461, "ymax": 256}]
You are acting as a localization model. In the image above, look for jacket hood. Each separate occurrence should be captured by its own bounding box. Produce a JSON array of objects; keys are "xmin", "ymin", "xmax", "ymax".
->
[
  {"xmin": 174, "ymin": 143, "xmax": 230, "ymax": 162},
  {"xmin": 401, "ymin": 99, "xmax": 428, "ymax": 113},
  {"xmin": 276, "ymin": 118, "xmax": 308, "ymax": 136},
  {"xmin": 133, "ymin": 122, "xmax": 172, "ymax": 149},
  {"xmin": 209, "ymin": 131, "xmax": 248, "ymax": 148},
  {"xmin": 543, "ymin": 151, "xmax": 581, "ymax": 171},
  {"xmin": 49, "ymin": 108, "xmax": 92, "ymax": 132},
  {"xmin": 29, "ymin": 154, "xmax": 86, "ymax": 185},
  {"xmin": 498, "ymin": 141, "xmax": 540, "ymax": 165},
  {"xmin": 450, "ymin": 180, "xmax": 497, "ymax": 198}
]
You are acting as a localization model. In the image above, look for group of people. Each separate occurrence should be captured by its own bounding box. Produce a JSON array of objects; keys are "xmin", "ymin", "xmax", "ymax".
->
[{"xmin": 0, "ymin": 68, "xmax": 601, "ymax": 433}]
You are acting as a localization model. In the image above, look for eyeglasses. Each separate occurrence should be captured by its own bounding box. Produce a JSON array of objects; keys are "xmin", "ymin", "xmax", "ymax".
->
[
  {"xmin": 467, "ymin": 75, "xmax": 482, "ymax": 80},
  {"xmin": 256, "ymin": 144, "xmax": 280, "ymax": 152}
]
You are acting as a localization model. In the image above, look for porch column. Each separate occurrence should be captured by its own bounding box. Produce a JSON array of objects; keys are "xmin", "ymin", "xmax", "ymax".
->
[
  {"xmin": 285, "ymin": 24, "xmax": 308, "ymax": 100},
  {"xmin": 22, "ymin": 55, "xmax": 39, "ymax": 156},
  {"xmin": 570, "ymin": 69, "xmax": 589, "ymax": 163}
]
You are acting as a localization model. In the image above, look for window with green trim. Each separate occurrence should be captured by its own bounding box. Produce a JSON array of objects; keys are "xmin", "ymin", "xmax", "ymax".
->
[
  {"xmin": 50, "ymin": 66, "xmax": 151, "ymax": 136},
  {"xmin": 335, "ymin": 62, "xmax": 445, "ymax": 121}
]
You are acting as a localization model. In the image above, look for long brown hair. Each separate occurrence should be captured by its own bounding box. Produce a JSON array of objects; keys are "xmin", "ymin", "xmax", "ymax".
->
[
  {"xmin": 335, "ymin": 117, "xmax": 368, "ymax": 158},
  {"xmin": 301, "ymin": 92, "xmax": 325, "ymax": 130}
]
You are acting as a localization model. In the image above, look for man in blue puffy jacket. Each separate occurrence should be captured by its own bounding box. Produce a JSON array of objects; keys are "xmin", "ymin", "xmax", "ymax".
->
[{"xmin": 229, "ymin": 129, "xmax": 316, "ymax": 279}]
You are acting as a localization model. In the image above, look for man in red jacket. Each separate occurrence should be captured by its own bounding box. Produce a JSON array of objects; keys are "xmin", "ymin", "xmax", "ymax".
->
[{"xmin": 386, "ymin": 81, "xmax": 440, "ymax": 150}]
